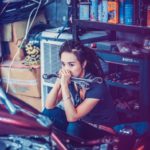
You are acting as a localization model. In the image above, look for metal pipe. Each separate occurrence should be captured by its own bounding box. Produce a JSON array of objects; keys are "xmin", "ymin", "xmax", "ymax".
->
[
  {"xmin": 0, "ymin": 87, "xmax": 17, "ymax": 114},
  {"xmin": 43, "ymin": 73, "xmax": 103, "ymax": 85}
]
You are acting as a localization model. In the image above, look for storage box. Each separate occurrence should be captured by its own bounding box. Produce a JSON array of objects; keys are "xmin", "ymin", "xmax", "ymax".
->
[
  {"xmin": 1, "ymin": 11, "xmax": 47, "ymax": 61},
  {"xmin": 8, "ymin": 39, "xmax": 25, "ymax": 61},
  {"xmin": 1, "ymin": 21, "xmax": 27, "ymax": 42},
  {"xmin": 0, "ymin": 61, "xmax": 41, "ymax": 98},
  {"xmin": 1, "ymin": 11, "xmax": 47, "ymax": 42}
]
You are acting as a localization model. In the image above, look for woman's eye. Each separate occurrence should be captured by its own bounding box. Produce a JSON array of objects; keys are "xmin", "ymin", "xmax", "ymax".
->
[
  {"xmin": 61, "ymin": 62, "xmax": 65, "ymax": 66},
  {"xmin": 69, "ymin": 63, "xmax": 74, "ymax": 67}
]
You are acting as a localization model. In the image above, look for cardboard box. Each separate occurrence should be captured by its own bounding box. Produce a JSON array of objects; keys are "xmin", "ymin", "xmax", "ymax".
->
[
  {"xmin": 1, "ymin": 20, "xmax": 27, "ymax": 61},
  {"xmin": 1, "ymin": 21, "xmax": 27, "ymax": 42},
  {"xmin": 10, "ymin": 93, "xmax": 42, "ymax": 112},
  {"xmin": 1, "ymin": 11, "xmax": 47, "ymax": 42},
  {"xmin": 0, "ymin": 61, "xmax": 41, "ymax": 98},
  {"xmin": 1, "ymin": 23, "xmax": 12, "ymax": 42},
  {"xmin": 1, "ymin": 11, "xmax": 47, "ymax": 61},
  {"xmin": 8, "ymin": 39, "xmax": 25, "ymax": 61}
]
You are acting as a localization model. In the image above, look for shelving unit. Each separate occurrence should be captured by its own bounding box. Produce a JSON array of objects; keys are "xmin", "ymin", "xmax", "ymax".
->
[
  {"xmin": 74, "ymin": 20, "xmax": 150, "ymax": 34},
  {"xmin": 96, "ymin": 50, "xmax": 150, "ymax": 121},
  {"xmin": 72, "ymin": 0, "xmax": 150, "ymax": 122}
]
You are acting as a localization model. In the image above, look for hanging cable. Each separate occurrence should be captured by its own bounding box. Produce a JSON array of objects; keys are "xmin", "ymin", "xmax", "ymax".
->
[
  {"xmin": 0, "ymin": 0, "xmax": 55, "ymax": 24},
  {"xmin": 5, "ymin": 0, "xmax": 42, "ymax": 93},
  {"xmin": 0, "ymin": 2, "xmax": 10, "ymax": 16}
]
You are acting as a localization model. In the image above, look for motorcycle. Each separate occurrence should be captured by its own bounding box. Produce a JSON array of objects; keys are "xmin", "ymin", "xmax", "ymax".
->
[
  {"xmin": 0, "ymin": 87, "xmax": 117, "ymax": 150},
  {"xmin": 0, "ymin": 86, "xmax": 149, "ymax": 150},
  {"xmin": 0, "ymin": 87, "xmax": 52, "ymax": 150}
]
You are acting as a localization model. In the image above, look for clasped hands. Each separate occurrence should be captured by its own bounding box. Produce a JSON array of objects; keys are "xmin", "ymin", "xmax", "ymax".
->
[{"xmin": 56, "ymin": 69, "xmax": 72, "ymax": 86}]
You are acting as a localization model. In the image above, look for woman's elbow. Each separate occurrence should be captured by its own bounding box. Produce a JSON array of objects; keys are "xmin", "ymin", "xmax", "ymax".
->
[
  {"xmin": 66, "ymin": 116, "xmax": 79, "ymax": 122},
  {"xmin": 45, "ymin": 102, "xmax": 56, "ymax": 109}
]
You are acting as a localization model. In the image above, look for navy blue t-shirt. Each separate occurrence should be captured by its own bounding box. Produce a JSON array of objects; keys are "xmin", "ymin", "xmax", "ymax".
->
[{"xmin": 69, "ymin": 81, "xmax": 119, "ymax": 127}]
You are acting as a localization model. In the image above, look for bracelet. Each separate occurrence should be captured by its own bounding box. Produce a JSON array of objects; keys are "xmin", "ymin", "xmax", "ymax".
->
[{"xmin": 63, "ymin": 95, "xmax": 71, "ymax": 101}]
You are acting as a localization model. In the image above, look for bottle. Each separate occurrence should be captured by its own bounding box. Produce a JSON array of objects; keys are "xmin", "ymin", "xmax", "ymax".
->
[
  {"xmin": 147, "ymin": 5, "xmax": 150, "ymax": 27},
  {"xmin": 119, "ymin": 0, "xmax": 125, "ymax": 24},
  {"xmin": 124, "ymin": 0, "xmax": 133, "ymax": 25},
  {"xmin": 101, "ymin": 0, "xmax": 108, "ymax": 22},
  {"xmin": 90, "ymin": 0, "xmax": 99, "ymax": 21},
  {"xmin": 98, "ymin": 0, "xmax": 103, "ymax": 22},
  {"xmin": 79, "ymin": 1, "xmax": 90, "ymax": 20}
]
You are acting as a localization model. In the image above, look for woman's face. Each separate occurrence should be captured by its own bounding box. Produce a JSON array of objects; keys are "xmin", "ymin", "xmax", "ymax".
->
[{"xmin": 60, "ymin": 52, "xmax": 85, "ymax": 78}]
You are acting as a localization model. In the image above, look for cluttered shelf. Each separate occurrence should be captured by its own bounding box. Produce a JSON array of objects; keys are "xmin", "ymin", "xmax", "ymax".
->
[
  {"xmin": 105, "ymin": 80, "xmax": 139, "ymax": 91},
  {"xmin": 72, "ymin": 0, "xmax": 150, "ymax": 121},
  {"xmin": 104, "ymin": 66, "xmax": 140, "ymax": 89},
  {"xmin": 74, "ymin": 20, "xmax": 150, "ymax": 34},
  {"xmin": 95, "ymin": 50, "xmax": 150, "ymax": 66}
]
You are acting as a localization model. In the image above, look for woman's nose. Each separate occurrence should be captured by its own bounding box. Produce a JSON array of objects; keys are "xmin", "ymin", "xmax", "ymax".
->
[{"xmin": 63, "ymin": 65, "xmax": 70, "ymax": 71}]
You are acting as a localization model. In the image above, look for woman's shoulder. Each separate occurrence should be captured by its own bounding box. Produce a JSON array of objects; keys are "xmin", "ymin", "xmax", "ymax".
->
[
  {"xmin": 85, "ymin": 81, "xmax": 107, "ymax": 99},
  {"xmin": 91, "ymin": 80, "xmax": 106, "ymax": 87}
]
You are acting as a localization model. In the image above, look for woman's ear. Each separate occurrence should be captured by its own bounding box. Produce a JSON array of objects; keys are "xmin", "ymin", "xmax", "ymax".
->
[{"xmin": 82, "ymin": 60, "xmax": 87, "ymax": 69}]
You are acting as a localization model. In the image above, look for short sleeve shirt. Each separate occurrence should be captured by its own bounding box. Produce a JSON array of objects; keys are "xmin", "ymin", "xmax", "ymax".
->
[{"xmin": 69, "ymin": 81, "xmax": 119, "ymax": 127}]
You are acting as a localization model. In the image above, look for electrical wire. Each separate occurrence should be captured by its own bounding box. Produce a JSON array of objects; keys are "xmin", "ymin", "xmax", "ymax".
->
[
  {"xmin": 0, "ymin": 2, "xmax": 10, "ymax": 16},
  {"xmin": 5, "ymin": 0, "xmax": 42, "ymax": 93},
  {"xmin": 30, "ymin": 0, "xmax": 40, "ymax": 4},
  {"xmin": 2, "ymin": 0, "xmax": 53, "ymax": 93},
  {"xmin": 0, "ymin": 0, "xmax": 54, "ymax": 24}
]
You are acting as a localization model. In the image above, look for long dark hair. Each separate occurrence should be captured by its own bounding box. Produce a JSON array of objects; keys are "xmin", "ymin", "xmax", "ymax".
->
[{"xmin": 59, "ymin": 40, "xmax": 104, "ymax": 77}]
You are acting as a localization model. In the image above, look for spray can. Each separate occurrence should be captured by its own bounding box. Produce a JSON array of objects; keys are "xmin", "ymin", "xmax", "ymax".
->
[{"xmin": 90, "ymin": 0, "xmax": 98, "ymax": 21}]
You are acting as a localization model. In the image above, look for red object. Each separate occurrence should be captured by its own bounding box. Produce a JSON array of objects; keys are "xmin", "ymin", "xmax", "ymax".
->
[
  {"xmin": 0, "ymin": 94, "xmax": 51, "ymax": 136},
  {"xmin": 90, "ymin": 43, "xmax": 97, "ymax": 48}
]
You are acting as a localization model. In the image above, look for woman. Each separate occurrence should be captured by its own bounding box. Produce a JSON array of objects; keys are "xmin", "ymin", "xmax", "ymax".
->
[{"xmin": 42, "ymin": 40, "xmax": 118, "ymax": 131}]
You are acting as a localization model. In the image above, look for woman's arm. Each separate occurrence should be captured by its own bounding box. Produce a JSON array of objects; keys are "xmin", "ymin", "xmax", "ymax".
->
[
  {"xmin": 61, "ymin": 83, "xmax": 100, "ymax": 122},
  {"xmin": 60, "ymin": 69, "xmax": 100, "ymax": 122},
  {"xmin": 45, "ymin": 78, "xmax": 62, "ymax": 109}
]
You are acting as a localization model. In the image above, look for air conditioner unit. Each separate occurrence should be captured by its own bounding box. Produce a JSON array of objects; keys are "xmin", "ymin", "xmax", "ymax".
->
[
  {"xmin": 40, "ymin": 30, "xmax": 72, "ymax": 109},
  {"xmin": 41, "ymin": 40, "xmax": 62, "ymax": 85}
]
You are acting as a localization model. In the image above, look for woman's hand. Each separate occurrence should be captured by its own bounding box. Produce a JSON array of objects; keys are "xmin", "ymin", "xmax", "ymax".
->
[
  {"xmin": 59, "ymin": 69, "xmax": 71, "ymax": 86},
  {"xmin": 53, "ymin": 77, "xmax": 61, "ymax": 89}
]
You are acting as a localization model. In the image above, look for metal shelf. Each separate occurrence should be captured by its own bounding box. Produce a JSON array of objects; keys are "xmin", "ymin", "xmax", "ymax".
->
[
  {"xmin": 95, "ymin": 50, "xmax": 150, "ymax": 66},
  {"xmin": 72, "ymin": 0, "xmax": 150, "ymax": 120},
  {"xmin": 42, "ymin": 81, "xmax": 54, "ymax": 87},
  {"xmin": 105, "ymin": 80, "xmax": 139, "ymax": 91},
  {"xmin": 74, "ymin": 20, "xmax": 150, "ymax": 34}
]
